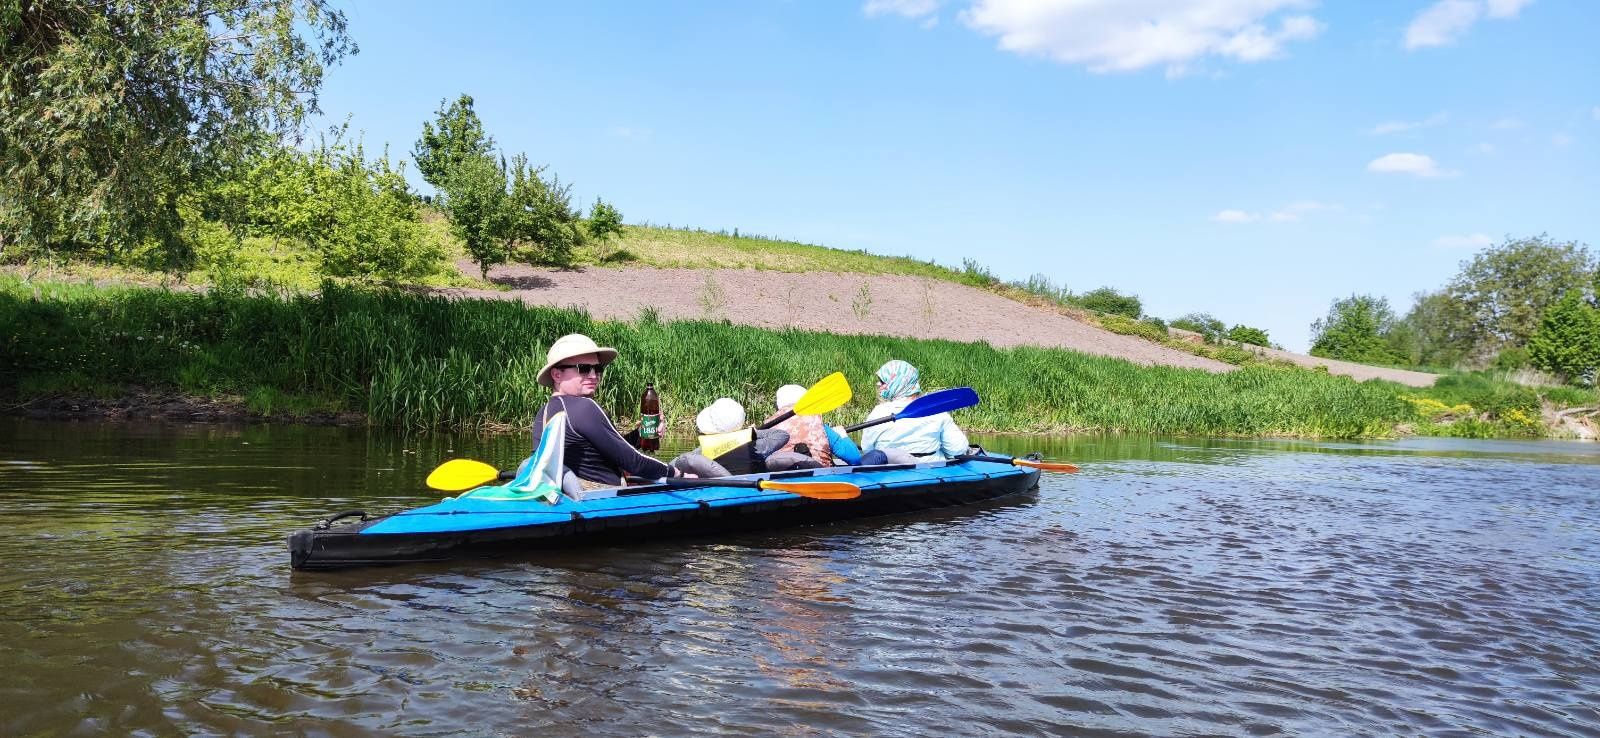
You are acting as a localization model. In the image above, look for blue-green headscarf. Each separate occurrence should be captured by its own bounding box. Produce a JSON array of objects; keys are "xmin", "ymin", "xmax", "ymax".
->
[{"xmin": 875, "ymin": 359, "xmax": 921, "ymax": 401}]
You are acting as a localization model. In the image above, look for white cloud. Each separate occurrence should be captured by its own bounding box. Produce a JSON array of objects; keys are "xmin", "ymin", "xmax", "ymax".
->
[
  {"xmin": 1433, "ymin": 233, "xmax": 1494, "ymax": 249},
  {"xmin": 1405, "ymin": 0, "xmax": 1532, "ymax": 49},
  {"xmin": 1405, "ymin": 0, "xmax": 1479, "ymax": 48},
  {"xmin": 1213, "ymin": 201, "xmax": 1337, "ymax": 224},
  {"xmin": 1484, "ymin": 0, "xmax": 1533, "ymax": 18},
  {"xmin": 1476, "ymin": 142, "xmax": 1496, "ymax": 154},
  {"xmin": 1371, "ymin": 112, "xmax": 1449, "ymax": 135},
  {"xmin": 1552, "ymin": 133, "xmax": 1573, "ymax": 147},
  {"xmin": 955, "ymin": 0, "xmax": 1323, "ymax": 74},
  {"xmin": 1268, "ymin": 200, "xmax": 1338, "ymax": 221},
  {"xmin": 1368, "ymin": 153, "xmax": 1453, "ymax": 178},
  {"xmin": 1211, "ymin": 209, "xmax": 1258, "ymax": 223},
  {"xmin": 863, "ymin": 0, "xmax": 940, "ymax": 20},
  {"xmin": 1592, "ymin": 106, "xmax": 1600, "ymax": 121},
  {"xmin": 1491, "ymin": 117, "xmax": 1523, "ymax": 130}
]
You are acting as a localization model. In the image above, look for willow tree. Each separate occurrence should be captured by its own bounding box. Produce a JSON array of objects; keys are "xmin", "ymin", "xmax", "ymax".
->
[{"xmin": 0, "ymin": 0, "xmax": 355, "ymax": 265}]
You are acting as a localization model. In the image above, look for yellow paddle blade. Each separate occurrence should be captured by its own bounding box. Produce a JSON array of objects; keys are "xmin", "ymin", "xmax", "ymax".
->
[
  {"xmin": 757, "ymin": 479, "xmax": 862, "ymax": 500},
  {"xmin": 1011, "ymin": 458, "xmax": 1080, "ymax": 473},
  {"xmin": 699, "ymin": 428, "xmax": 755, "ymax": 461},
  {"xmin": 426, "ymin": 458, "xmax": 501, "ymax": 492},
  {"xmin": 792, "ymin": 372, "xmax": 852, "ymax": 417}
]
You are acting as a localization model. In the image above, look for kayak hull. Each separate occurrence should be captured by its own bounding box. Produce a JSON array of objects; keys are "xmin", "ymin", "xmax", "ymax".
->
[{"xmin": 288, "ymin": 459, "xmax": 1039, "ymax": 571}]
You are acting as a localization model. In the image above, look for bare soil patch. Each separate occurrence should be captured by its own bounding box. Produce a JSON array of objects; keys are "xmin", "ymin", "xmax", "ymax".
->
[{"xmin": 443, "ymin": 262, "xmax": 1234, "ymax": 372}]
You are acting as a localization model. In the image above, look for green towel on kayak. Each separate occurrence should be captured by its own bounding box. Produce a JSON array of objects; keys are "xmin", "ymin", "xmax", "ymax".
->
[{"xmin": 467, "ymin": 411, "xmax": 566, "ymax": 504}]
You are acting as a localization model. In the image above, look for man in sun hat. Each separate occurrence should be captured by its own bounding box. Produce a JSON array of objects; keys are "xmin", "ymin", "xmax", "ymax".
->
[{"xmin": 529, "ymin": 333, "xmax": 691, "ymax": 487}]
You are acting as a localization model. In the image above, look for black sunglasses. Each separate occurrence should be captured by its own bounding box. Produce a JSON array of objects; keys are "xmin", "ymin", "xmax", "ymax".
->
[{"xmin": 554, "ymin": 362, "xmax": 606, "ymax": 376}]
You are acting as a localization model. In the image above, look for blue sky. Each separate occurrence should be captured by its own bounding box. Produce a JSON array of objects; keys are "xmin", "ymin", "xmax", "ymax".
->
[{"xmin": 313, "ymin": 0, "xmax": 1597, "ymax": 351}]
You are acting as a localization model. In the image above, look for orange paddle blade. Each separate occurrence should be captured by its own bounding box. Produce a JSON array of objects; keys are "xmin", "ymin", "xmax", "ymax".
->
[{"xmin": 757, "ymin": 479, "xmax": 862, "ymax": 500}]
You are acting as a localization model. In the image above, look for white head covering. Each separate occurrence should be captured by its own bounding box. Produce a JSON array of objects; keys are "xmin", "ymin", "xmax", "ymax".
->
[
  {"xmin": 696, "ymin": 398, "xmax": 745, "ymax": 435},
  {"xmin": 774, "ymin": 384, "xmax": 806, "ymax": 411}
]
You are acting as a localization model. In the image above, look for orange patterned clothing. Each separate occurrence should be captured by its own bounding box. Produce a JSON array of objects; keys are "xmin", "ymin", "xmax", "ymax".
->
[{"xmin": 764, "ymin": 411, "xmax": 834, "ymax": 466}]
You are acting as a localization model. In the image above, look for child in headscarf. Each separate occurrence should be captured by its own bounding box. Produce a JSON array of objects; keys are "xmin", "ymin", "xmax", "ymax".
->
[{"xmin": 858, "ymin": 359, "xmax": 969, "ymax": 464}]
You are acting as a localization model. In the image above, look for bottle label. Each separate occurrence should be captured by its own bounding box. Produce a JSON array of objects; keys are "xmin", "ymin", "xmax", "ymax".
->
[{"xmin": 640, "ymin": 413, "xmax": 660, "ymax": 439}]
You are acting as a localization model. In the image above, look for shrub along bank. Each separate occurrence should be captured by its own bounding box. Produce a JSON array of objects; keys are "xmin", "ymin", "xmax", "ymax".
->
[{"xmin": 2, "ymin": 277, "xmax": 1591, "ymax": 438}]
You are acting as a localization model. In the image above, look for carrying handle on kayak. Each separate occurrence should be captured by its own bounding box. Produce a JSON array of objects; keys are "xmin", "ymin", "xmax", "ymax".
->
[{"xmin": 315, "ymin": 510, "xmax": 371, "ymax": 530}]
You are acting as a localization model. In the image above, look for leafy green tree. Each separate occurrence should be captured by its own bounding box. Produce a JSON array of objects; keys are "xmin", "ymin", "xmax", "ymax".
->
[
  {"xmin": 201, "ymin": 133, "xmax": 443, "ymax": 282},
  {"xmin": 503, "ymin": 156, "xmax": 582, "ymax": 267},
  {"xmin": 441, "ymin": 154, "xmax": 509, "ymax": 279},
  {"xmin": 0, "ymin": 0, "xmax": 353, "ymax": 264},
  {"xmin": 1226, "ymin": 324, "xmax": 1271, "ymax": 347},
  {"xmin": 587, "ymin": 198, "xmax": 625, "ymax": 242},
  {"xmin": 1075, "ymin": 287, "xmax": 1142, "ymax": 318},
  {"xmin": 1309, "ymin": 294, "xmax": 1402, "ymax": 364},
  {"xmin": 413, "ymin": 95, "xmax": 494, "ymax": 192},
  {"xmin": 1445, "ymin": 235, "xmax": 1594, "ymax": 359},
  {"xmin": 1171, "ymin": 313, "xmax": 1225, "ymax": 343},
  {"xmin": 1527, "ymin": 290, "xmax": 1600, "ymax": 383},
  {"xmin": 1389, "ymin": 290, "xmax": 1474, "ymax": 368}
]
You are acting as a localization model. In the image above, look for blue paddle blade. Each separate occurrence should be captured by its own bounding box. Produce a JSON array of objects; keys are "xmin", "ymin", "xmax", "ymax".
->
[{"xmin": 898, "ymin": 387, "xmax": 980, "ymax": 419}]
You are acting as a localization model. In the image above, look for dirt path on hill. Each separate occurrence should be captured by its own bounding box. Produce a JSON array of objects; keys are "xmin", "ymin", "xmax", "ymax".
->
[
  {"xmin": 439, "ymin": 262, "xmax": 1438, "ymax": 386},
  {"xmin": 444, "ymin": 263, "xmax": 1232, "ymax": 372}
]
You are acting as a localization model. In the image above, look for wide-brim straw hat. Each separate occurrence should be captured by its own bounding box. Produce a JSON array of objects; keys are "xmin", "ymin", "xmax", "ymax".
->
[{"xmin": 538, "ymin": 333, "xmax": 619, "ymax": 388}]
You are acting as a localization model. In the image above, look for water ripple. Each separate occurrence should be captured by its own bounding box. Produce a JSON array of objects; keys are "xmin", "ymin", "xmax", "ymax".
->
[{"xmin": 2, "ymin": 420, "xmax": 1598, "ymax": 736}]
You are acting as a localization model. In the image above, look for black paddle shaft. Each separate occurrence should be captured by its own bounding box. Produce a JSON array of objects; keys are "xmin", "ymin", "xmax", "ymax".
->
[{"xmin": 843, "ymin": 414, "xmax": 896, "ymax": 433}]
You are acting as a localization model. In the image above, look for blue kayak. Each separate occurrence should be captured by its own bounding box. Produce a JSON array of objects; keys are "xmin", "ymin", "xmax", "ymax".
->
[{"xmin": 288, "ymin": 457, "xmax": 1040, "ymax": 570}]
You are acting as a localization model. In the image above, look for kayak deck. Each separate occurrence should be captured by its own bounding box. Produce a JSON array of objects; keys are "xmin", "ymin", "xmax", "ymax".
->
[{"xmin": 288, "ymin": 457, "xmax": 1039, "ymax": 571}]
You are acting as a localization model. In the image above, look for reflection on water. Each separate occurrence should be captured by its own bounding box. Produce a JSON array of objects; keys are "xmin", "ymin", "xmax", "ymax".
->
[{"xmin": 2, "ymin": 417, "xmax": 1598, "ymax": 736}]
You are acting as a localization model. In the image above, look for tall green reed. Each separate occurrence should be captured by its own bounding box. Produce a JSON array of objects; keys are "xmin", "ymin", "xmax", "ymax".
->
[{"xmin": 2, "ymin": 277, "xmax": 1580, "ymax": 437}]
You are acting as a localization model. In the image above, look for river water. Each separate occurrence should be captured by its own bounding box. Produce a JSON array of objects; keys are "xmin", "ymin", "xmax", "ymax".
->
[{"xmin": 2, "ymin": 417, "xmax": 1597, "ymax": 736}]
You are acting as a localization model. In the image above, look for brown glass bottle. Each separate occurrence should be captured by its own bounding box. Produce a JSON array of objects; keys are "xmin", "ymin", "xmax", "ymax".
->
[{"xmin": 639, "ymin": 382, "xmax": 661, "ymax": 452}]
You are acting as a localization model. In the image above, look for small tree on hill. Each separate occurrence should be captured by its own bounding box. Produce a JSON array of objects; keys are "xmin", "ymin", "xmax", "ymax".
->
[
  {"xmin": 1076, "ymin": 287, "xmax": 1142, "ymax": 318},
  {"xmin": 441, "ymin": 154, "xmax": 508, "ymax": 279},
  {"xmin": 504, "ymin": 156, "xmax": 583, "ymax": 267},
  {"xmin": 1309, "ymin": 294, "xmax": 1401, "ymax": 364},
  {"xmin": 1527, "ymin": 290, "xmax": 1600, "ymax": 384},
  {"xmin": 1226, "ymin": 325, "xmax": 1271, "ymax": 347},
  {"xmin": 1171, "ymin": 313, "xmax": 1225, "ymax": 343},
  {"xmin": 588, "ymin": 198, "xmax": 624, "ymax": 242},
  {"xmin": 413, "ymin": 94, "xmax": 494, "ymax": 192}
]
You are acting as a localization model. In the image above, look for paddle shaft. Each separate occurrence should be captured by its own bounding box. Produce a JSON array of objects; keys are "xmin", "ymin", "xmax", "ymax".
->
[
  {"xmin": 657, "ymin": 476, "xmax": 765, "ymax": 491},
  {"xmin": 953, "ymin": 454, "xmax": 1080, "ymax": 473},
  {"xmin": 843, "ymin": 414, "xmax": 895, "ymax": 433},
  {"xmin": 841, "ymin": 387, "xmax": 980, "ymax": 433},
  {"xmin": 758, "ymin": 409, "xmax": 794, "ymax": 430}
]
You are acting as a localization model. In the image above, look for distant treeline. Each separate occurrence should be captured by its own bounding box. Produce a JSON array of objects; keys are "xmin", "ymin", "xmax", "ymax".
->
[{"xmin": 1308, "ymin": 235, "xmax": 1599, "ymax": 386}]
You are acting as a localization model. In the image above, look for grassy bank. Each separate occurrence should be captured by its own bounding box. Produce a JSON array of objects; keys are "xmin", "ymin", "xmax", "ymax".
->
[{"xmin": 2, "ymin": 277, "xmax": 1591, "ymax": 438}]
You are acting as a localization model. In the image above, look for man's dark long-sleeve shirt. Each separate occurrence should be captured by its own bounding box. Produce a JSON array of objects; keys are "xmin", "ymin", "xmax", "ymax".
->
[{"xmin": 532, "ymin": 395, "xmax": 672, "ymax": 485}]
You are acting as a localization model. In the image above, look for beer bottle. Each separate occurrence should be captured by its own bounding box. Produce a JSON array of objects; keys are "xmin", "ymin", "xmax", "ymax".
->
[{"xmin": 639, "ymin": 382, "xmax": 661, "ymax": 452}]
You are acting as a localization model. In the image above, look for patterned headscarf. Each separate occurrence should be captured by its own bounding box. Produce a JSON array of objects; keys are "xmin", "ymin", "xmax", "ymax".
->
[{"xmin": 875, "ymin": 360, "xmax": 921, "ymax": 401}]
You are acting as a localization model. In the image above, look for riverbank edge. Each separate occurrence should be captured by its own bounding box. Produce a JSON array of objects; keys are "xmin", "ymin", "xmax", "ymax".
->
[
  {"xmin": 4, "ymin": 276, "xmax": 1593, "ymax": 440},
  {"xmin": 7, "ymin": 385, "xmax": 1594, "ymax": 442}
]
